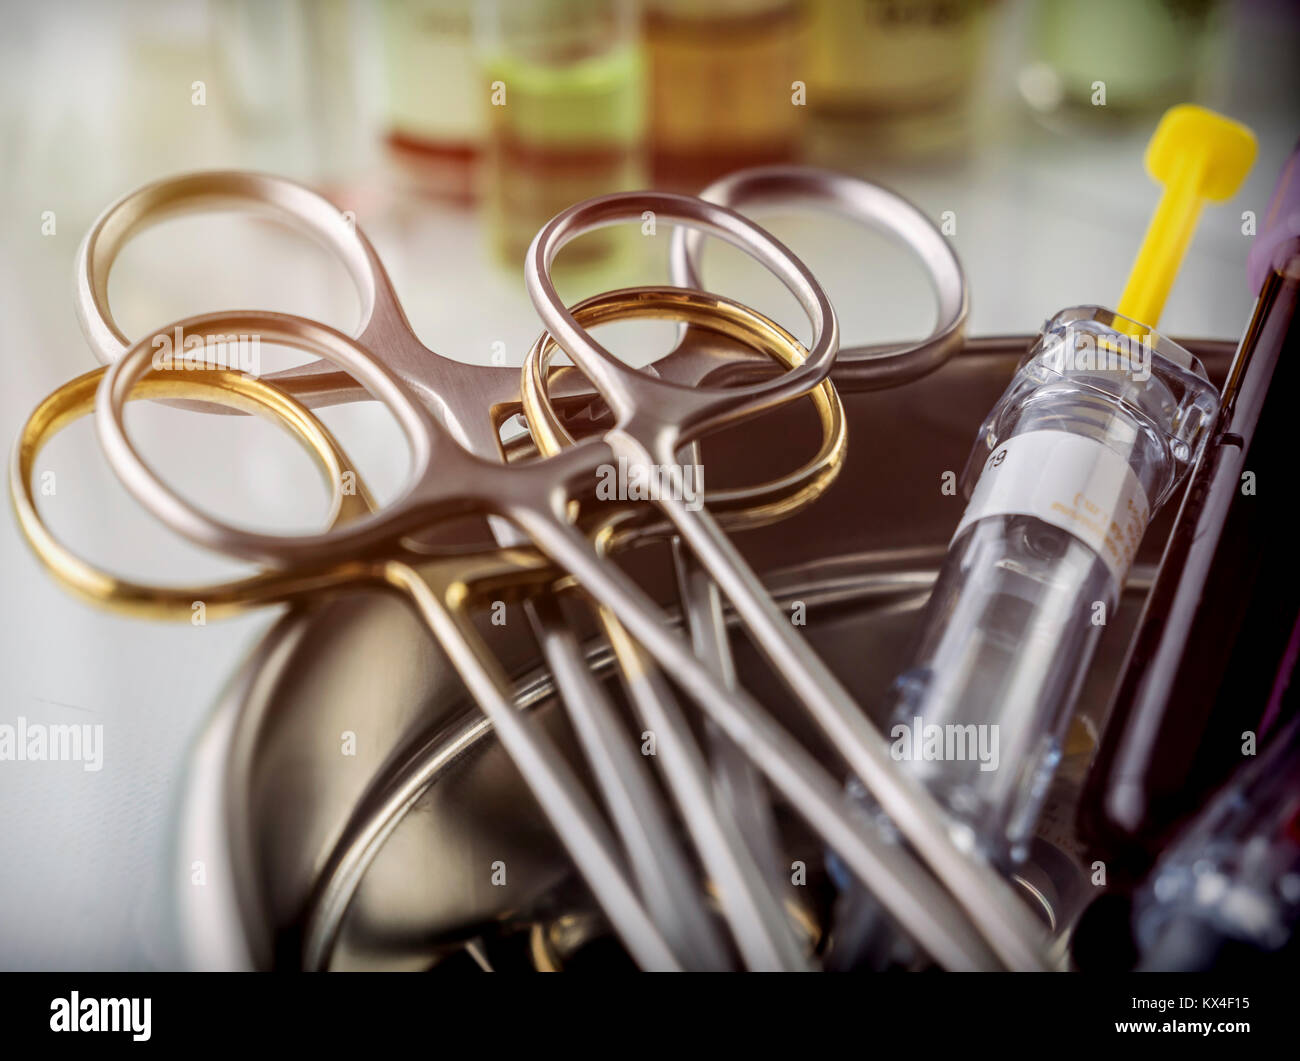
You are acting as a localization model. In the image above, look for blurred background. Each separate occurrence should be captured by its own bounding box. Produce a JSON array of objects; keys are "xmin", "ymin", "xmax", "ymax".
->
[{"xmin": 0, "ymin": 0, "xmax": 1297, "ymax": 968}]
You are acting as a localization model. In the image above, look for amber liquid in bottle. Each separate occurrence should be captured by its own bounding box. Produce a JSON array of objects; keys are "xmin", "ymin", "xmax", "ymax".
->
[{"xmin": 645, "ymin": 0, "xmax": 808, "ymax": 187}]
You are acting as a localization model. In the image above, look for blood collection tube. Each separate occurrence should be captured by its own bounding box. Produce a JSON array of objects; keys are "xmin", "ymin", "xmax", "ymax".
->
[{"xmin": 1134, "ymin": 709, "xmax": 1300, "ymax": 970}]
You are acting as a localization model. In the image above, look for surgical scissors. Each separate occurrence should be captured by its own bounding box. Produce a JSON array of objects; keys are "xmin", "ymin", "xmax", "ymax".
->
[
  {"xmin": 522, "ymin": 165, "xmax": 971, "ymax": 938},
  {"xmin": 524, "ymin": 194, "xmax": 1047, "ymax": 970},
  {"xmin": 71, "ymin": 170, "xmax": 848, "ymax": 968},
  {"xmin": 15, "ymin": 292, "xmax": 840, "ymax": 971},
  {"xmin": 71, "ymin": 172, "xmax": 827, "ymax": 966},
  {"xmin": 17, "ymin": 292, "xmax": 996, "ymax": 971},
  {"xmin": 13, "ymin": 361, "xmax": 696, "ymax": 969},
  {"xmin": 664, "ymin": 163, "xmax": 969, "ymax": 909},
  {"xmin": 69, "ymin": 182, "xmax": 1024, "ymax": 969},
  {"xmin": 14, "ymin": 297, "xmax": 818, "ymax": 965},
  {"xmin": 60, "ymin": 170, "xmax": 1040, "ymax": 968},
  {"xmin": 297, "ymin": 285, "xmax": 848, "ymax": 971}
]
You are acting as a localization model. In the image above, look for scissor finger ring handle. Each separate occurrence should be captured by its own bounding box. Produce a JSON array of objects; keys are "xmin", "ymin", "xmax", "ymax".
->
[
  {"xmin": 94, "ymin": 309, "xmax": 447, "ymax": 567},
  {"xmin": 10, "ymin": 366, "xmax": 373, "ymax": 619},
  {"xmin": 526, "ymin": 190, "xmax": 839, "ymax": 445},
  {"xmin": 75, "ymin": 171, "xmax": 385, "ymax": 366},
  {"xmin": 671, "ymin": 165, "xmax": 967, "ymax": 392}
]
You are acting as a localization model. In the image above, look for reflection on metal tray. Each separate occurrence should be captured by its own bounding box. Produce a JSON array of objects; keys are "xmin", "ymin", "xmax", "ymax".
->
[{"xmin": 172, "ymin": 335, "xmax": 1235, "ymax": 971}]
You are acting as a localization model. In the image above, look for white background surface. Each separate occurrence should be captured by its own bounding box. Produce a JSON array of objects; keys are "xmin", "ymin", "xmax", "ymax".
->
[{"xmin": 1, "ymin": 0, "xmax": 1297, "ymax": 968}]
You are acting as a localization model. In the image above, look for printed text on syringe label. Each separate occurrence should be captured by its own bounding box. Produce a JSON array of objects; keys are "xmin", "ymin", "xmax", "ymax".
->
[{"xmin": 954, "ymin": 429, "xmax": 1150, "ymax": 585}]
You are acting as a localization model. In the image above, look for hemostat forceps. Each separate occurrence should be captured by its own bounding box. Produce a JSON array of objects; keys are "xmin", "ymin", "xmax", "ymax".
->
[
  {"xmin": 525, "ymin": 192, "xmax": 1048, "ymax": 970},
  {"xmin": 662, "ymin": 164, "xmax": 970, "ymax": 920},
  {"xmin": 48, "ymin": 171, "xmax": 1042, "ymax": 968},
  {"xmin": 69, "ymin": 171, "xmax": 852, "ymax": 968},
  {"xmin": 301, "ymin": 285, "xmax": 848, "ymax": 971}
]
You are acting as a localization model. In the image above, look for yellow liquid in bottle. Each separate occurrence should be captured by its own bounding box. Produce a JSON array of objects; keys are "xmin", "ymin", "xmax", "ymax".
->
[{"xmin": 482, "ymin": 40, "xmax": 647, "ymax": 272}]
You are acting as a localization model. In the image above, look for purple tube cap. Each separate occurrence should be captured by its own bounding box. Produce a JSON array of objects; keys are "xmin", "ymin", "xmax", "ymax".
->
[{"xmin": 1248, "ymin": 141, "xmax": 1300, "ymax": 295}]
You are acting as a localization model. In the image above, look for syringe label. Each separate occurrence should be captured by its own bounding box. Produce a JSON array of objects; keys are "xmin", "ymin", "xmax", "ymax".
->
[{"xmin": 954, "ymin": 429, "xmax": 1150, "ymax": 584}]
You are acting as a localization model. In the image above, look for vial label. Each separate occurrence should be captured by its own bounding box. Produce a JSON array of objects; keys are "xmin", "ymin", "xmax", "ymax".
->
[{"xmin": 954, "ymin": 429, "xmax": 1150, "ymax": 583}]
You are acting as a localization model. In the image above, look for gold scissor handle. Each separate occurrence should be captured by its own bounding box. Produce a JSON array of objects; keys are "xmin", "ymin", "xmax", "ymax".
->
[
  {"xmin": 10, "ymin": 367, "xmax": 382, "ymax": 620},
  {"xmin": 11, "ymin": 365, "xmax": 574, "ymax": 622},
  {"xmin": 521, "ymin": 285, "xmax": 847, "ymax": 543}
]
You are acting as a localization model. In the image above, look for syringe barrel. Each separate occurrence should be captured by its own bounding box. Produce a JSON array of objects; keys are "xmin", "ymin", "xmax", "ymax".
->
[{"xmin": 889, "ymin": 306, "xmax": 1219, "ymax": 868}]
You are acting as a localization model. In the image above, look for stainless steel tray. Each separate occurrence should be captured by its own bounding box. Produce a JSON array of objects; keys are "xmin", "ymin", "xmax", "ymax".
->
[{"xmin": 172, "ymin": 335, "xmax": 1236, "ymax": 970}]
